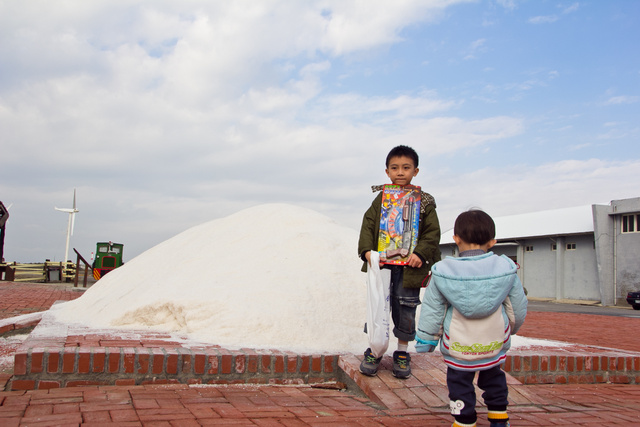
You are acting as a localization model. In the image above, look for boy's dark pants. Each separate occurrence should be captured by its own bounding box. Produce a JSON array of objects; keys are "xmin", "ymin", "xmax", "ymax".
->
[
  {"xmin": 446, "ymin": 366, "xmax": 508, "ymax": 424},
  {"xmin": 388, "ymin": 266, "xmax": 420, "ymax": 342}
]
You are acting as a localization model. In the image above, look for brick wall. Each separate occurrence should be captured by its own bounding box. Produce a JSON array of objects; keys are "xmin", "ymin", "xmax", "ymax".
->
[
  {"xmin": 11, "ymin": 346, "xmax": 341, "ymax": 390},
  {"xmin": 504, "ymin": 353, "xmax": 640, "ymax": 385}
]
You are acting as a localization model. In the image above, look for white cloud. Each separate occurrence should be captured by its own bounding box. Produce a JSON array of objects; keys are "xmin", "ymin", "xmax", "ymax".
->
[
  {"xmin": 432, "ymin": 159, "xmax": 640, "ymax": 231},
  {"xmin": 529, "ymin": 15, "xmax": 559, "ymax": 24},
  {"xmin": 463, "ymin": 38, "xmax": 487, "ymax": 60},
  {"xmin": 470, "ymin": 38, "xmax": 487, "ymax": 50},
  {"xmin": 319, "ymin": 0, "xmax": 462, "ymax": 55},
  {"xmin": 310, "ymin": 91, "xmax": 458, "ymax": 122},
  {"xmin": 562, "ymin": 3, "xmax": 580, "ymax": 14},
  {"xmin": 495, "ymin": 0, "xmax": 517, "ymax": 10},
  {"xmin": 528, "ymin": 2, "xmax": 578, "ymax": 25},
  {"xmin": 604, "ymin": 95, "xmax": 639, "ymax": 106},
  {"xmin": 568, "ymin": 143, "xmax": 591, "ymax": 151}
]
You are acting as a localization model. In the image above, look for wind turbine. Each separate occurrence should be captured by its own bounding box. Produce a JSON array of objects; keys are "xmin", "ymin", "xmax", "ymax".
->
[{"xmin": 55, "ymin": 189, "xmax": 79, "ymax": 262}]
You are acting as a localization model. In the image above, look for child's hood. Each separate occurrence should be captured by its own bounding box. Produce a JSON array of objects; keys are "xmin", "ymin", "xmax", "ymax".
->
[{"xmin": 430, "ymin": 252, "xmax": 518, "ymax": 319}]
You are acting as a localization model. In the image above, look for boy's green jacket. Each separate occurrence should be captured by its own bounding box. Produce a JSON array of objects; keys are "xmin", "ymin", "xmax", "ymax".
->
[{"xmin": 358, "ymin": 186, "xmax": 442, "ymax": 288}]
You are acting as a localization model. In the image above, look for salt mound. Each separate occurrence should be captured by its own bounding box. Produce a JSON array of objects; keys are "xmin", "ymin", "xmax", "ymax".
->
[{"xmin": 51, "ymin": 204, "xmax": 368, "ymax": 353}]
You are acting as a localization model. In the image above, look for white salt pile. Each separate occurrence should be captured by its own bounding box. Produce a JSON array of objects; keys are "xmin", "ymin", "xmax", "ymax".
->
[
  {"xmin": 50, "ymin": 203, "xmax": 558, "ymax": 354},
  {"xmin": 51, "ymin": 204, "xmax": 369, "ymax": 354}
]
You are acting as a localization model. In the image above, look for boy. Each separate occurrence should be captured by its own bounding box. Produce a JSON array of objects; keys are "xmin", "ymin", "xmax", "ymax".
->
[
  {"xmin": 416, "ymin": 209, "xmax": 527, "ymax": 427},
  {"xmin": 358, "ymin": 145, "xmax": 441, "ymax": 379}
]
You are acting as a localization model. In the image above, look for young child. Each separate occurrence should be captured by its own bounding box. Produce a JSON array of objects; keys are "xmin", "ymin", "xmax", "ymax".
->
[
  {"xmin": 358, "ymin": 145, "xmax": 441, "ymax": 379},
  {"xmin": 416, "ymin": 209, "xmax": 527, "ymax": 427}
]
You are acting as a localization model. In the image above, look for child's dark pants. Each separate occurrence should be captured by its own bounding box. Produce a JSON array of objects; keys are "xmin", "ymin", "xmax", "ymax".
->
[
  {"xmin": 388, "ymin": 265, "xmax": 421, "ymax": 342},
  {"xmin": 446, "ymin": 366, "xmax": 508, "ymax": 424}
]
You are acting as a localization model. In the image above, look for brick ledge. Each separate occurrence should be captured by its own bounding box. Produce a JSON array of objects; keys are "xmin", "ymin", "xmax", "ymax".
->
[{"xmin": 6, "ymin": 312, "xmax": 640, "ymax": 391}]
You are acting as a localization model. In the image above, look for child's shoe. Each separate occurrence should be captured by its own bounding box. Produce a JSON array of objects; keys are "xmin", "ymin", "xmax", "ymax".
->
[
  {"xmin": 488, "ymin": 410, "xmax": 509, "ymax": 427},
  {"xmin": 359, "ymin": 348, "xmax": 382, "ymax": 376},
  {"xmin": 451, "ymin": 421, "xmax": 476, "ymax": 427},
  {"xmin": 392, "ymin": 350, "xmax": 411, "ymax": 379}
]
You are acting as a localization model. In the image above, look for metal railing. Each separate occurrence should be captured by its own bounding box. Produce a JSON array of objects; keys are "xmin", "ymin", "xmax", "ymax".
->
[
  {"xmin": 1, "ymin": 248, "xmax": 95, "ymax": 287},
  {"xmin": 73, "ymin": 248, "xmax": 93, "ymax": 288}
]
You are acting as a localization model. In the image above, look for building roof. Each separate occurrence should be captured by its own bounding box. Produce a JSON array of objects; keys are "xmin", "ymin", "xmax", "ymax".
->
[{"xmin": 440, "ymin": 205, "xmax": 595, "ymax": 245}]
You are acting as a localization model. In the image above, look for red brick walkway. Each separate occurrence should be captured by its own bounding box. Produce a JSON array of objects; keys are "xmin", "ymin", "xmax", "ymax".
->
[
  {"xmin": 2, "ymin": 377, "xmax": 640, "ymax": 425},
  {"xmin": 0, "ymin": 282, "xmax": 84, "ymax": 320},
  {"xmin": 517, "ymin": 311, "xmax": 640, "ymax": 353}
]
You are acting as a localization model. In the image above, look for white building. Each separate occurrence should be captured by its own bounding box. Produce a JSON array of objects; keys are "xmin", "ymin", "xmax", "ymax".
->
[{"xmin": 439, "ymin": 197, "xmax": 640, "ymax": 306}]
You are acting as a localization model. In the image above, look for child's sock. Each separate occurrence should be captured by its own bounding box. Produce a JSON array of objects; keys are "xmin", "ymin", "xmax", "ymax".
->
[
  {"xmin": 397, "ymin": 343, "xmax": 408, "ymax": 352},
  {"xmin": 487, "ymin": 409, "xmax": 509, "ymax": 425}
]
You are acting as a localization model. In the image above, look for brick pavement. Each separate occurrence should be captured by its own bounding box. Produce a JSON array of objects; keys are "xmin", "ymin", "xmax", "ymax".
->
[
  {"xmin": 517, "ymin": 310, "xmax": 640, "ymax": 353},
  {"xmin": 0, "ymin": 282, "xmax": 84, "ymax": 320},
  {"xmin": 2, "ymin": 379, "xmax": 640, "ymax": 425},
  {"xmin": 1, "ymin": 282, "xmax": 640, "ymax": 425}
]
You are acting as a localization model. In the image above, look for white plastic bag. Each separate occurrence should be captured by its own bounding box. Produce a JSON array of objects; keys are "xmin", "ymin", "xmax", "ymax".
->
[{"xmin": 366, "ymin": 252, "xmax": 391, "ymax": 358}]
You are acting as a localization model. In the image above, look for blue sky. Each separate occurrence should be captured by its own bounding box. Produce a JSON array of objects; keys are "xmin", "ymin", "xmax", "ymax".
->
[{"xmin": 1, "ymin": 0, "xmax": 639, "ymax": 263}]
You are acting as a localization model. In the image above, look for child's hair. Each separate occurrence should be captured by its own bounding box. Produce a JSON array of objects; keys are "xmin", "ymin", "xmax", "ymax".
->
[
  {"xmin": 453, "ymin": 209, "xmax": 496, "ymax": 245},
  {"xmin": 386, "ymin": 145, "xmax": 419, "ymax": 168}
]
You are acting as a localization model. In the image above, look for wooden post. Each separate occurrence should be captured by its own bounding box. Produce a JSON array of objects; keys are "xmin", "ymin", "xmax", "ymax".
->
[
  {"xmin": 6, "ymin": 264, "xmax": 15, "ymax": 281},
  {"xmin": 74, "ymin": 253, "xmax": 80, "ymax": 287},
  {"xmin": 0, "ymin": 225, "xmax": 5, "ymax": 263},
  {"xmin": 0, "ymin": 201, "xmax": 8, "ymax": 263}
]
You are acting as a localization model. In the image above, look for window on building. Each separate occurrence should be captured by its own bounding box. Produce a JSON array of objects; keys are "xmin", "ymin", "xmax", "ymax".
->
[
  {"xmin": 551, "ymin": 244, "xmax": 557, "ymax": 251},
  {"xmin": 622, "ymin": 214, "xmax": 640, "ymax": 233},
  {"xmin": 525, "ymin": 246, "xmax": 534, "ymax": 252},
  {"xmin": 566, "ymin": 243, "xmax": 576, "ymax": 250}
]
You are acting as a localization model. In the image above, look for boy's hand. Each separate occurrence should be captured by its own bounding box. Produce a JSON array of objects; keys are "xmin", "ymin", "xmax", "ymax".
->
[
  {"xmin": 365, "ymin": 251, "xmax": 384, "ymax": 268},
  {"xmin": 406, "ymin": 254, "xmax": 422, "ymax": 268}
]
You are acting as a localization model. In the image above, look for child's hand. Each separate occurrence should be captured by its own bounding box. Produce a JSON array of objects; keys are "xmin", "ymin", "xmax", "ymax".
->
[
  {"xmin": 406, "ymin": 254, "xmax": 422, "ymax": 268},
  {"xmin": 365, "ymin": 251, "xmax": 384, "ymax": 268}
]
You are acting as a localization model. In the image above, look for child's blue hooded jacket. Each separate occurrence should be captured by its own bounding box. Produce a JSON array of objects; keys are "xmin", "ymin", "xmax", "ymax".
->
[{"xmin": 416, "ymin": 252, "xmax": 528, "ymax": 371}]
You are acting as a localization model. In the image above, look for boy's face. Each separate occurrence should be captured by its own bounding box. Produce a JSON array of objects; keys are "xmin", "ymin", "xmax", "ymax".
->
[{"xmin": 386, "ymin": 155, "xmax": 419, "ymax": 186}]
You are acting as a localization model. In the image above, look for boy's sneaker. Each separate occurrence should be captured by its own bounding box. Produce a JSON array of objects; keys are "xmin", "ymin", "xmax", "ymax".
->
[
  {"xmin": 359, "ymin": 348, "xmax": 382, "ymax": 376},
  {"xmin": 489, "ymin": 423, "xmax": 509, "ymax": 427},
  {"xmin": 392, "ymin": 350, "xmax": 411, "ymax": 379}
]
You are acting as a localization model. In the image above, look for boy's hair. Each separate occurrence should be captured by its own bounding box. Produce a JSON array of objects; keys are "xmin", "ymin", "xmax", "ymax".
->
[
  {"xmin": 454, "ymin": 209, "xmax": 496, "ymax": 245},
  {"xmin": 386, "ymin": 145, "xmax": 419, "ymax": 168}
]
